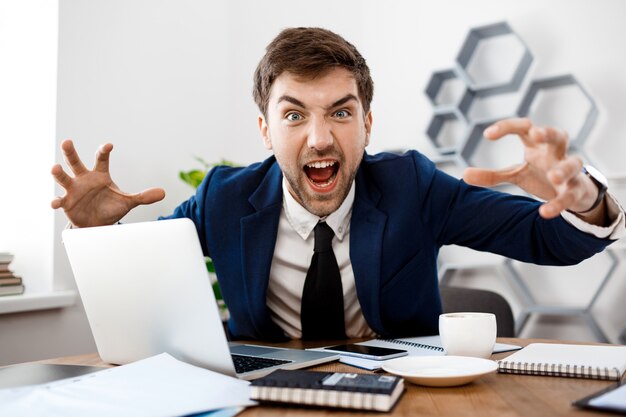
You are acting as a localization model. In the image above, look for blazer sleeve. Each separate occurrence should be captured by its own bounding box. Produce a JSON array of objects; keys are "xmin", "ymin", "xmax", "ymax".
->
[{"xmin": 416, "ymin": 156, "xmax": 611, "ymax": 265}]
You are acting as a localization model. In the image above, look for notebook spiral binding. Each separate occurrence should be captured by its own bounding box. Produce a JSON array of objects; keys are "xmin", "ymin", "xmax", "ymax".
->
[
  {"xmin": 378, "ymin": 338, "xmax": 445, "ymax": 352},
  {"xmin": 497, "ymin": 361, "xmax": 622, "ymax": 380}
]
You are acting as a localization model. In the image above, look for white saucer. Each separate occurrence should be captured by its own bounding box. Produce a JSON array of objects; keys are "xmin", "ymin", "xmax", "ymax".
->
[{"xmin": 382, "ymin": 355, "xmax": 498, "ymax": 387}]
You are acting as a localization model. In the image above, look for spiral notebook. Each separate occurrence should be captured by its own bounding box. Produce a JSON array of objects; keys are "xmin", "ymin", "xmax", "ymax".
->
[
  {"xmin": 250, "ymin": 370, "xmax": 404, "ymax": 412},
  {"xmin": 497, "ymin": 343, "xmax": 626, "ymax": 381}
]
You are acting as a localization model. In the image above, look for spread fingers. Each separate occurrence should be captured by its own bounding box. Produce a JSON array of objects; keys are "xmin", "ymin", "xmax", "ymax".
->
[
  {"xmin": 547, "ymin": 156, "xmax": 583, "ymax": 186},
  {"xmin": 94, "ymin": 143, "xmax": 113, "ymax": 173},
  {"xmin": 51, "ymin": 164, "xmax": 73, "ymax": 189},
  {"xmin": 539, "ymin": 186, "xmax": 583, "ymax": 219},
  {"xmin": 529, "ymin": 126, "xmax": 569, "ymax": 157},
  {"xmin": 483, "ymin": 118, "xmax": 533, "ymax": 142},
  {"xmin": 131, "ymin": 188, "xmax": 166, "ymax": 206},
  {"xmin": 463, "ymin": 164, "xmax": 526, "ymax": 187},
  {"xmin": 61, "ymin": 139, "xmax": 88, "ymax": 175},
  {"xmin": 50, "ymin": 196, "xmax": 65, "ymax": 209}
]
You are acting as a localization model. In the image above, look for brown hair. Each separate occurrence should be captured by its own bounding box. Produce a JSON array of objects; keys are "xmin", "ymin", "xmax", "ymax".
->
[{"xmin": 253, "ymin": 27, "xmax": 374, "ymax": 118}]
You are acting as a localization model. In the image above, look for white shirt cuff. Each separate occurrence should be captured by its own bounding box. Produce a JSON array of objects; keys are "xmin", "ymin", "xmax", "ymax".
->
[
  {"xmin": 64, "ymin": 221, "xmax": 121, "ymax": 229},
  {"xmin": 560, "ymin": 192, "xmax": 626, "ymax": 240}
]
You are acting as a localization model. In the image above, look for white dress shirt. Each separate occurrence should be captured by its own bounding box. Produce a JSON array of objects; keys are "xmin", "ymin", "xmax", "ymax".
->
[{"xmin": 266, "ymin": 179, "xmax": 376, "ymax": 339}]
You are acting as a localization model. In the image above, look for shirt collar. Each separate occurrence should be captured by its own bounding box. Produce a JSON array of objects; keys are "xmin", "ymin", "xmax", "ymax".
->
[{"xmin": 282, "ymin": 178, "xmax": 354, "ymax": 241}]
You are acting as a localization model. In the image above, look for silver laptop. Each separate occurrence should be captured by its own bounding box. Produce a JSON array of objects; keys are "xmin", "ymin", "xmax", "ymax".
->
[{"xmin": 62, "ymin": 218, "xmax": 338, "ymax": 380}]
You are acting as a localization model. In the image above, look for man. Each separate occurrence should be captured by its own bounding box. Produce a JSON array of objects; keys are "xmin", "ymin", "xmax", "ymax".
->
[{"xmin": 51, "ymin": 27, "xmax": 624, "ymax": 341}]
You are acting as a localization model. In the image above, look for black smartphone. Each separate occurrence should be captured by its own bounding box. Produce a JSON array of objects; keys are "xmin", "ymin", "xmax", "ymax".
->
[{"xmin": 321, "ymin": 344, "xmax": 408, "ymax": 360}]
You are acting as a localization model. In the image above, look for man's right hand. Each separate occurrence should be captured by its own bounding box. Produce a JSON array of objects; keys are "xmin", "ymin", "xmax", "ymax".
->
[{"xmin": 50, "ymin": 140, "xmax": 166, "ymax": 227}]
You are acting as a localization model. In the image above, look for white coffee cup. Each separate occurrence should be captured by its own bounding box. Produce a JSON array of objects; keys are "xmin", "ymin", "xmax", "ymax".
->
[{"xmin": 439, "ymin": 312, "xmax": 497, "ymax": 359}]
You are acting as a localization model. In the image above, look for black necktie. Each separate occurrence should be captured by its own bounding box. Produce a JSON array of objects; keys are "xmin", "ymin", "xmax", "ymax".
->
[{"xmin": 301, "ymin": 221, "xmax": 346, "ymax": 340}]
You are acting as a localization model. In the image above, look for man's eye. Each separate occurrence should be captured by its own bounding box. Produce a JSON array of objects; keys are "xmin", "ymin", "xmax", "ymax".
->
[
  {"xmin": 286, "ymin": 113, "xmax": 302, "ymax": 121},
  {"xmin": 334, "ymin": 110, "xmax": 350, "ymax": 119}
]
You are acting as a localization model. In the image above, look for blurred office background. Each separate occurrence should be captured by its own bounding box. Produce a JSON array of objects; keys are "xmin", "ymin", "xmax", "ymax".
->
[{"xmin": 1, "ymin": 0, "xmax": 625, "ymax": 365}]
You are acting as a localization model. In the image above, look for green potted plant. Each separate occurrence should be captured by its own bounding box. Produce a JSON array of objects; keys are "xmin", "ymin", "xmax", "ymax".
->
[{"xmin": 179, "ymin": 157, "xmax": 237, "ymax": 321}]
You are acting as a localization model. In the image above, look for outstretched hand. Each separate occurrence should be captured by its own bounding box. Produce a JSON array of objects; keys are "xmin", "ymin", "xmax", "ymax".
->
[
  {"xmin": 463, "ymin": 118, "xmax": 602, "ymax": 220},
  {"xmin": 51, "ymin": 140, "xmax": 166, "ymax": 227}
]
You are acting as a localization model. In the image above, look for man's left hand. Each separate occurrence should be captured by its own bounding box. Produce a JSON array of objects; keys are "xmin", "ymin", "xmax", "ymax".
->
[{"xmin": 462, "ymin": 118, "xmax": 604, "ymax": 220}]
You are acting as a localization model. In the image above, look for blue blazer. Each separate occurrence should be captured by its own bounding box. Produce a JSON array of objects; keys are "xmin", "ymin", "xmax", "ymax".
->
[{"xmin": 164, "ymin": 151, "xmax": 611, "ymax": 340}]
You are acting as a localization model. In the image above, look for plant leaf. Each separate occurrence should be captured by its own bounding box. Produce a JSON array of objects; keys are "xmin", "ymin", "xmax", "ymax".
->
[
  {"xmin": 212, "ymin": 281, "xmax": 223, "ymax": 300},
  {"xmin": 179, "ymin": 169, "xmax": 207, "ymax": 188},
  {"xmin": 205, "ymin": 257, "xmax": 216, "ymax": 273}
]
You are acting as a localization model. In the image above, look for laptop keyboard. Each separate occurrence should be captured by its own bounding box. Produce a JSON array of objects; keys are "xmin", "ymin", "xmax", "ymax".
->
[{"xmin": 231, "ymin": 354, "xmax": 293, "ymax": 374}]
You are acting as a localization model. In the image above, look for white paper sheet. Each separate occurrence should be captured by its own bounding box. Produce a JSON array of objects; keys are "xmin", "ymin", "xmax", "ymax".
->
[{"xmin": 0, "ymin": 353, "xmax": 256, "ymax": 417}]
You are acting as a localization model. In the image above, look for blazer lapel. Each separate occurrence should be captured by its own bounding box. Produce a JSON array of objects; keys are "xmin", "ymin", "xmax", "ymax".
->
[{"xmin": 350, "ymin": 168, "xmax": 387, "ymax": 335}]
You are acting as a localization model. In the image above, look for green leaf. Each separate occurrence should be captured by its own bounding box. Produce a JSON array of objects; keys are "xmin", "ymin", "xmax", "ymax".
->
[
  {"xmin": 205, "ymin": 257, "xmax": 216, "ymax": 273},
  {"xmin": 179, "ymin": 169, "xmax": 207, "ymax": 189},
  {"xmin": 180, "ymin": 158, "xmax": 239, "ymax": 190},
  {"xmin": 212, "ymin": 281, "xmax": 223, "ymax": 300}
]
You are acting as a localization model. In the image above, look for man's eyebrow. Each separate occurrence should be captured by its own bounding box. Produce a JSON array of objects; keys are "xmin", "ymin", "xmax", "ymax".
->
[
  {"xmin": 276, "ymin": 94, "xmax": 358, "ymax": 110},
  {"xmin": 277, "ymin": 95, "xmax": 306, "ymax": 108},
  {"xmin": 328, "ymin": 94, "xmax": 358, "ymax": 110}
]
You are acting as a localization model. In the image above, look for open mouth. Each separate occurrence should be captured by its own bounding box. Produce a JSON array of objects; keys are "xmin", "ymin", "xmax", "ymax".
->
[{"xmin": 304, "ymin": 160, "xmax": 339, "ymax": 190}]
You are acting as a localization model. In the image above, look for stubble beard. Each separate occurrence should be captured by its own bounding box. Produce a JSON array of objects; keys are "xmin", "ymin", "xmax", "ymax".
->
[{"xmin": 283, "ymin": 155, "xmax": 358, "ymax": 217}]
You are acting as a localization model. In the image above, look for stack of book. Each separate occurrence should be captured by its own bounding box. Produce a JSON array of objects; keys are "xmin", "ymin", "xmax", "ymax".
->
[{"xmin": 0, "ymin": 252, "xmax": 25, "ymax": 296}]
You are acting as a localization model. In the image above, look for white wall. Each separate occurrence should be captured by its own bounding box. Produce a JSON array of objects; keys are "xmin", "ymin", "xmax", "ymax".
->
[
  {"xmin": 0, "ymin": 1, "xmax": 57, "ymax": 292},
  {"xmin": 2, "ymin": 0, "xmax": 626, "ymax": 364},
  {"xmin": 0, "ymin": 0, "xmax": 96, "ymax": 366}
]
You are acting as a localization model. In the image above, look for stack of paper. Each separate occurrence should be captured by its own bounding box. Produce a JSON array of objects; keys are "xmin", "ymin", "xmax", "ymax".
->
[{"xmin": 0, "ymin": 353, "xmax": 255, "ymax": 417}]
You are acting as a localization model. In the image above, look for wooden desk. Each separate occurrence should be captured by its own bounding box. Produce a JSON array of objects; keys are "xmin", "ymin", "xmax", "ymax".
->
[{"xmin": 35, "ymin": 338, "xmax": 620, "ymax": 417}]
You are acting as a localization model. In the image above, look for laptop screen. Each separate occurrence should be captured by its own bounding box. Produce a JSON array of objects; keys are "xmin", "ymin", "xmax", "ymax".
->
[{"xmin": 63, "ymin": 218, "xmax": 237, "ymax": 376}]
